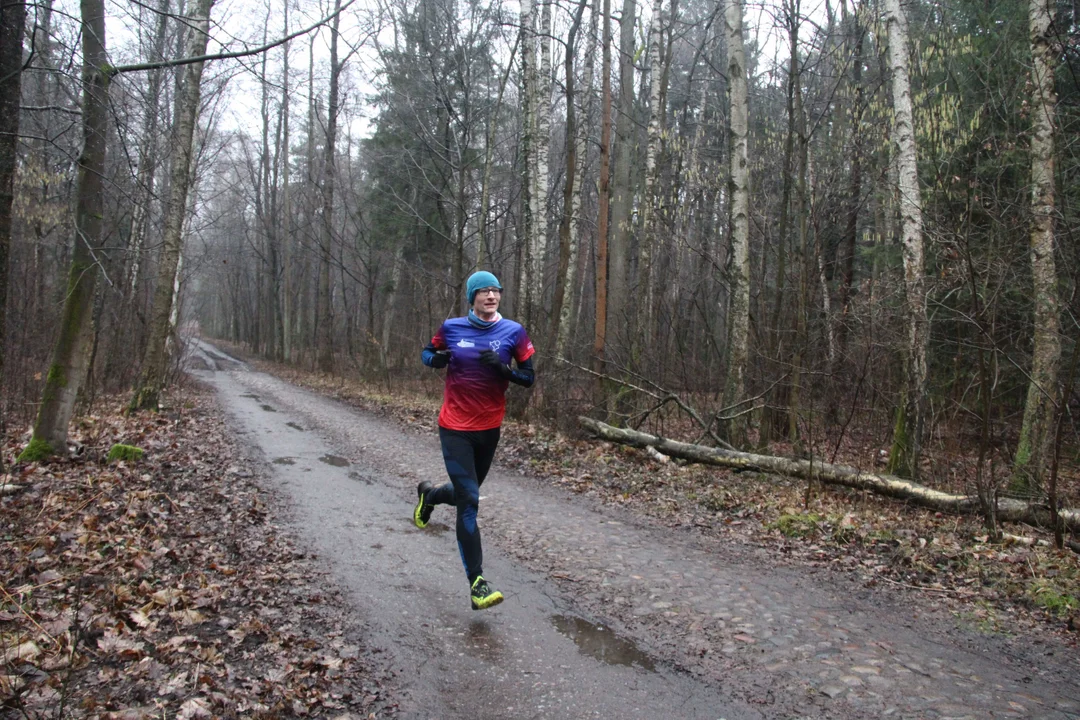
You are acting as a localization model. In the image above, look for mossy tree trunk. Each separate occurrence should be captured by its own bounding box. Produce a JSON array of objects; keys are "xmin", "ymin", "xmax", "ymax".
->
[
  {"xmin": 19, "ymin": 0, "xmax": 108, "ymax": 461},
  {"xmin": 0, "ymin": 1, "xmax": 27, "ymax": 471},
  {"xmin": 131, "ymin": 0, "xmax": 216, "ymax": 412},
  {"xmin": 1014, "ymin": 0, "xmax": 1060, "ymax": 492}
]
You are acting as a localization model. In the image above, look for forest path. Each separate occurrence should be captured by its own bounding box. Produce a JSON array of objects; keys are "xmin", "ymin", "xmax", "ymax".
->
[{"xmin": 188, "ymin": 340, "xmax": 1078, "ymax": 720}]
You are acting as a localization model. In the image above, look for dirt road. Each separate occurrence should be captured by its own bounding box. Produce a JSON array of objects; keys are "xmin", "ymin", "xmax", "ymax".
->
[{"xmin": 190, "ymin": 340, "xmax": 1079, "ymax": 720}]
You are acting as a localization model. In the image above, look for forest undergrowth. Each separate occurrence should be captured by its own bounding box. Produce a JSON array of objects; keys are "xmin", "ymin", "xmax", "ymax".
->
[{"xmin": 0, "ymin": 382, "xmax": 396, "ymax": 719}]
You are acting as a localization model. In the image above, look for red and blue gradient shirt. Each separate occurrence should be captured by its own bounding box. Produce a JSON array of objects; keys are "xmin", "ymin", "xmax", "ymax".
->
[{"xmin": 428, "ymin": 317, "xmax": 535, "ymax": 431}]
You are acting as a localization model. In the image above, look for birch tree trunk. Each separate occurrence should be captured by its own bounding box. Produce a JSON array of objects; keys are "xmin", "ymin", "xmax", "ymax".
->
[
  {"xmin": 1014, "ymin": 0, "xmax": 1061, "ymax": 491},
  {"xmin": 131, "ymin": 0, "xmax": 216, "ymax": 412},
  {"xmin": 637, "ymin": 0, "xmax": 664, "ymax": 340},
  {"xmin": 884, "ymin": 0, "xmax": 929, "ymax": 480},
  {"xmin": 530, "ymin": 0, "xmax": 553, "ymax": 328},
  {"xmin": 19, "ymin": 0, "xmax": 108, "ymax": 460},
  {"xmin": 0, "ymin": 0, "xmax": 26, "ymax": 471},
  {"xmin": 721, "ymin": 0, "xmax": 751, "ymax": 447},
  {"xmin": 316, "ymin": 0, "xmax": 343, "ymax": 374},
  {"xmin": 579, "ymin": 417, "xmax": 1080, "ymax": 532}
]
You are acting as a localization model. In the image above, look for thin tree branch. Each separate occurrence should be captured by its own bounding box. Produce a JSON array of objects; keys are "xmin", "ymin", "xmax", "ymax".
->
[{"xmin": 110, "ymin": 0, "xmax": 357, "ymax": 76}]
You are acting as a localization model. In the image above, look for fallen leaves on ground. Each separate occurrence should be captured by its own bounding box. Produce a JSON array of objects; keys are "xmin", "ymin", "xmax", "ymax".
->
[{"xmin": 1, "ymin": 384, "xmax": 395, "ymax": 719}]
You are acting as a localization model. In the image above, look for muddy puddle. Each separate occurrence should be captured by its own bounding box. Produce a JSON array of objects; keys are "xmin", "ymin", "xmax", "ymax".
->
[{"xmin": 552, "ymin": 615, "xmax": 656, "ymax": 671}]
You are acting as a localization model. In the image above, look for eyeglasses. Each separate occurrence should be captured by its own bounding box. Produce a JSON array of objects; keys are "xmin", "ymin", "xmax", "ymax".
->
[{"xmin": 477, "ymin": 287, "xmax": 502, "ymax": 296}]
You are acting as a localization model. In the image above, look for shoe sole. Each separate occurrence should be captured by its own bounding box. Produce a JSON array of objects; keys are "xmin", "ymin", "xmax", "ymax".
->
[
  {"xmin": 471, "ymin": 591, "xmax": 504, "ymax": 610},
  {"xmin": 413, "ymin": 486, "xmax": 429, "ymax": 528}
]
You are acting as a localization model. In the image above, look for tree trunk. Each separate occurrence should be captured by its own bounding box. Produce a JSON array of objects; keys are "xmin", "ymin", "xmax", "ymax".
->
[
  {"xmin": 520, "ymin": 0, "xmax": 538, "ymax": 322},
  {"xmin": 131, "ymin": 0, "xmax": 216, "ymax": 412},
  {"xmin": 884, "ymin": 0, "xmax": 928, "ymax": 480},
  {"xmin": 593, "ymin": 0, "xmax": 613, "ymax": 409},
  {"xmin": 281, "ymin": 0, "xmax": 293, "ymax": 363},
  {"xmin": 835, "ymin": 14, "xmax": 864, "ymax": 375},
  {"xmin": 1014, "ymin": 0, "xmax": 1060, "ymax": 491},
  {"xmin": 637, "ymin": 0, "xmax": 664, "ymax": 342},
  {"xmin": 579, "ymin": 417, "xmax": 1080, "ymax": 532},
  {"xmin": 556, "ymin": 0, "xmax": 597, "ymax": 360},
  {"xmin": 607, "ymin": 0, "xmax": 636, "ymax": 354},
  {"xmin": 0, "ymin": 0, "xmax": 26, "ymax": 471},
  {"xmin": 125, "ymin": 0, "xmax": 169, "ymax": 302},
  {"xmin": 761, "ymin": 0, "xmax": 800, "ymax": 446},
  {"xmin": 549, "ymin": 0, "xmax": 588, "ymax": 356},
  {"xmin": 19, "ymin": 0, "xmax": 108, "ymax": 461},
  {"xmin": 721, "ymin": 0, "xmax": 751, "ymax": 447},
  {"xmin": 316, "ymin": 0, "xmax": 343, "ymax": 374},
  {"xmin": 530, "ymin": 0, "xmax": 553, "ymax": 329}
]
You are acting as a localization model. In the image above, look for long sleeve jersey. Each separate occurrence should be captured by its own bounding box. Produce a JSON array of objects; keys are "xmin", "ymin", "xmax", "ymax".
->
[{"xmin": 422, "ymin": 316, "xmax": 535, "ymax": 431}]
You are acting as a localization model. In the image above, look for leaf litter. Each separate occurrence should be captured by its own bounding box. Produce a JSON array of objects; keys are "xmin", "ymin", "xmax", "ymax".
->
[{"xmin": 1, "ymin": 385, "xmax": 396, "ymax": 719}]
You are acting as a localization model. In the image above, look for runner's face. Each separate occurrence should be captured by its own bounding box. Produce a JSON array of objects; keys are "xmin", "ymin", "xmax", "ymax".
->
[{"xmin": 471, "ymin": 287, "xmax": 501, "ymax": 319}]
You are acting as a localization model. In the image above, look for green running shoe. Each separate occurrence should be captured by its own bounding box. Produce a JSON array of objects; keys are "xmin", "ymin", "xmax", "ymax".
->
[
  {"xmin": 470, "ymin": 576, "xmax": 504, "ymax": 610},
  {"xmin": 413, "ymin": 481, "xmax": 435, "ymax": 528}
]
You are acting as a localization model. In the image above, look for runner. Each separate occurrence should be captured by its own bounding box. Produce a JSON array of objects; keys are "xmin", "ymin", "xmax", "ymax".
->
[{"xmin": 414, "ymin": 270, "xmax": 536, "ymax": 610}]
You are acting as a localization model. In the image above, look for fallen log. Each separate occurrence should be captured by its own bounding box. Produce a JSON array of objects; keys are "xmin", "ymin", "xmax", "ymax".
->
[{"xmin": 578, "ymin": 416, "xmax": 1080, "ymax": 534}]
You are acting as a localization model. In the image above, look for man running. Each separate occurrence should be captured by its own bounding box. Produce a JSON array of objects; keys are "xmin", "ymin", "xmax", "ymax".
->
[{"xmin": 414, "ymin": 271, "xmax": 536, "ymax": 610}]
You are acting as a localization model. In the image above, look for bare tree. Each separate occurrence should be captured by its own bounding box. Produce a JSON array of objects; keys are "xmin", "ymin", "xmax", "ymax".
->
[
  {"xmin": 18, "ymin": 0, "xmax": 109, "ymax": 461},
  {"xmin": 594, "ymin": 0, "xmax": 613, "ymax": 409},
  {"xmin": 316, "ymin": 0, "xmax": 343, "ymax": 373},
  {"xmin": 0, "ymin": 0, "xmax": 27, "ymax": 471},
  {"xmin": 131, "ymin": 0, "xmax": 217, "ymax": 412}
]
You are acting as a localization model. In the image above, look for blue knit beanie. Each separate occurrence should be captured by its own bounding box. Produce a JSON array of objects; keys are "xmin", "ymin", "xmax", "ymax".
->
[{"xmin": 466, "ymin": 271, "xmax": 502, "ymax": 303}]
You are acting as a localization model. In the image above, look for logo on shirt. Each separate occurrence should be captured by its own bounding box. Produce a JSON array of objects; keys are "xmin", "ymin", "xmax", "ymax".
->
[
  {"xmin": 488, "ymin": 340, "xmax": 502, "ymax": 351},
  {"xmin": 456, "ymin": 339, "xmax": 476, "ymax": 348}
]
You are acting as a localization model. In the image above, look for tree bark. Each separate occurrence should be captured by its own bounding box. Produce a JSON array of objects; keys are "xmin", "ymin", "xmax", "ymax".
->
[
  {"xmin": 520, "ymin": 0, "xmax": 538, "ymax": 322},
  {"xmin": 124, "ymin": 0, "xmax": 170, "ymax": 302},
  {"xmin": 1014, "ymin": 0, "xmax": 1060, "ymax": 491},
  {"xmin": 281, "ymin": 0, "xmax": 293, "ymax": 362},
  {"xmin": 131, "ymin": 0, "xmax": 216, "ymax": 412},
  {"xmin": 0, "ymin": 0, "xmax": 27, "ymax": 471},
  {"xmin": 579, "ymin": 417, "xmax": 1080, "ymax": 532},
  {"xmin": 884, "ymin": 0, "xmax": 928, "ymax": 480},
  {"xmin": 316, "ymin": 0, "xmax": 343, "ymax": 374},
  {"xmin": 607, "ymin": 0, "xmax": 636, "ymax": 353},
  {"xmin": 637, "ymin": 0, "xmax": 664, "ymax": 340},
  {"xmin": 549, "ymin": 0, "xmax": 588, "ymax": 356},
  {"xmin": 19, "ymin": 0, "xmax": 108, "ymax": 460},
  {"xmin": 721, "ymin": 0, "xmax": 751, "ymax": 447},
  {"xmin": 593, "ymin": 0, "xmax": 613, "ymax": 409},
  {"xmin": 555, "ymin": 0, "xmax": 597, "ymax": 360}
]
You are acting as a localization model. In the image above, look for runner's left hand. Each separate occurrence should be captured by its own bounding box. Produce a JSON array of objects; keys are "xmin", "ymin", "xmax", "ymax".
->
[{"xmin": 479, "ymin": 350, "xmax": 511, "ymax": 377}]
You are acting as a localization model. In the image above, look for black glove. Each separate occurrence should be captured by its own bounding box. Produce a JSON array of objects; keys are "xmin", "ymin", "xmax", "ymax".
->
[
  {"xmin": 479, "ymin": 350, "xmax": 511, "ymax": 378},
  {"xmin": 430, "ymin": 350, "xmax": 450, "ymax": 369}
]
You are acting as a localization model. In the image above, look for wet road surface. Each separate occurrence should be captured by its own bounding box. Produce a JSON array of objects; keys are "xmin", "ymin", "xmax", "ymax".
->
[{"xmin": 189, "ymin": 340, "xmax": 1080, "ymax": 720}]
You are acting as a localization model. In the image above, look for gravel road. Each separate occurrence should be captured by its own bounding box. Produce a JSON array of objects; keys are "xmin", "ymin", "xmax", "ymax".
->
[{"xmin": 189, "ymin": 340, "xmax": 1079, "ymax": 720}]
